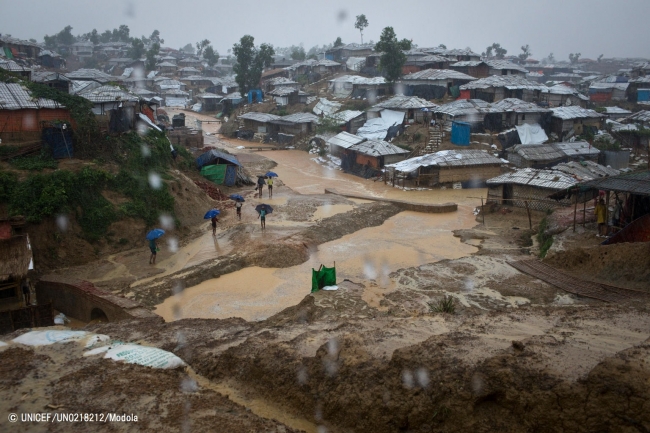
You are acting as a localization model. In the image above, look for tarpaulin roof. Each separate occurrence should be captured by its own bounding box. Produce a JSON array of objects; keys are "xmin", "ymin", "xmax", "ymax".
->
[
  {"xmin": 387, "ymin": 149, "xmax": 502, "ymax": 173},
  {"xmin": 313, "ymin": 98, "xmax": 342, "ymax": 116},
  {"xmin": 553, "ymin": 160, "xmax": 619, "ymax": 181},
  {"xmin": 238, "ymin": 112, "xmax": 281, "ymax": 123},
  {"xmin": 0, "ymin": 59, "xmax": 31, "ymax": 73},
  {"xmin": 515, "ymin": 123, "xmax": 548, "ymax": 145},
  {"xmin": 350, "ymin": 139, "xmax": 408, "ymax": 157},
  {"xmin": 623, "ymin": 110, "xmax": 650, "ymax": 123},
  {"xmin": 79, "ymin": 85, "xmax": 140, "ymax": 103},
  {"xmin": 65, "ymin": 68, "xmax": 117, "ymax": 83},
  {"xmin": 490, "ymin": 98, "xmax": 550, "ymax": 113},
  {"xmin": 196, "ymin": 150, "xmax": 241, "ymax": 169},
  {"xmin": 330, "ymin": 110, "xmax": 364, "ymax": 124},
  {"xmin": 400, "ymin": 69, "xmax": 476, "ymax": 82},
  {"xmin": 0, "ymin": 83, "xmax": 65, "ymax": 110},
  {"xmin": 510, "ymin": 141, "xmax": 599, "ymax": 161},
  {"xmin": 550, "ymin": 106, "xmax": 604, "ymax": 120},
  {"xmin": 433, "ymin": 99, "xmax": 491, "ymax": 117},
  {"xmin": 329, "ymin": 75, "xmax": 386, "ymax": 85},
  {"xmin": 487, "ymin": 168, "xmax": 577, "ymax": 189},
  {"xmin": 374, "ymin": 95, "xmax": 439, "ymax": 110},
  {"xmin": 460, "ymin": 75, "xmax": 547, "ymax": 91},
  {"xmin": 326, "ymin": 131, "xmax": 365, "ymax": 149}
]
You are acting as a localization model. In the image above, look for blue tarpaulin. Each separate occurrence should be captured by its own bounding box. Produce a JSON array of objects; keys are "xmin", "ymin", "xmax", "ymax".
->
[{"xmin": 195, "ymin": 150, "xmax": 241, "ymax": 169}]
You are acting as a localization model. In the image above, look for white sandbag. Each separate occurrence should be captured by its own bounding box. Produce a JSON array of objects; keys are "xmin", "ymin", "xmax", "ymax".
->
[
  {"xmin": 0, "ymin": 341, "xmax": 8, "ymax": 347},
  {"xmin": 102, "ymin": 344, "xmax": 186, "ymax": 369},
  {"xmin": 83, "ymin": 346, "xmax": 111, "ymax": 357},
  {"xmin": 13, "ymin": 330, "xmax": 88, "ymax": 346},
  {"xmin": 54, "ymin": 313, "xmax": 69, "ymax": 325},
  {"xmin": 322, "ymin": 285, "xmax": 339, "ymax": 291},
  {"xmin": 83, "ymin": 334, "xmax": 110, "ymax": 348}
]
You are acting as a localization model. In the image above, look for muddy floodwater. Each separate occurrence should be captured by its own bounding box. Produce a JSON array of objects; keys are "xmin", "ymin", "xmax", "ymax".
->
[{"xmin": 155, "ymin": 209, "xmax": 478, "ymax": 322}]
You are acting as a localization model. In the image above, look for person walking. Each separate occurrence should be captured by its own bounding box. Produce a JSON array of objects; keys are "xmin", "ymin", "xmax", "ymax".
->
[
  {"xmin": 22, "ymin": 278, "xmax": 31, "ymax": 306},
  {"xmin": 149, "ymin": 238, "xmax": 158, "ymax": 264},
  {"xmin": 267, "ymin": 176, "xmax": 274, "ymax": 199},
  {"xmin": 259, "ymin": 207, "xmax": 266, "ymax": 230},
  {"xmin": 595, "ymin": 198, "xmax": 607, "ymax": 237},
  {"xmin": 235, "ymin": 201, "xmax": 242, "ymax": 220},
  {"xmin": 257, "ymin": 176, "xmax": 265, "ymax": 198},
  {"xmin": 211, "ymin": 212, "xmax": 219, "ymax": 236}
]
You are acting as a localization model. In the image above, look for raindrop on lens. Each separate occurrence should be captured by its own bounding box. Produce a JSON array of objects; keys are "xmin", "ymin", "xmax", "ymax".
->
[
  {"xmin": 141, "ymin": 144, "xmax": 151, "ymax": 157},
  {"xmin": 167, "ymin": 237, "xmax": 179, "ymax": 252},
  {"xmin": 159, "ymin": 214, "xmax": 174, "ymax": 230},
  {"xmin": 402, "ymin": 369, "xmax": 414, "ymax": 389},
  {"xmin": 148, "ymin": 172, "xmax": 162, "ymax": 189},
  {"xmin": 56, "ymin": 214, "xmax": 69, "ymax": 232},
  {"xmin": 416, "ymin": 368, "xmax": 429, "ymax": 388}
]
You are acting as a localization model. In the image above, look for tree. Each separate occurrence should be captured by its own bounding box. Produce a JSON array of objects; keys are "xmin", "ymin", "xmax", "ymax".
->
[
  {"xmin": 374, "ymin": 26, "xmax": 411, "ymax": 83},
  {"xmin": 598, "ymin": 54, "xmax": 604, "ymax": 63},
  {"xmin": 291, "ymin": 46, "xmax": 306, "ymax": 61},
  {"xmin": 438, "ymin": 44, "xmax": 447, "ymax": 49},
  {"xmin": 117, "ymin": 25, "xmax": 130, "ymax": 43},
  {"xmin": 518, "ymin": 44, "xmax": 531, "ymax": 63},
  {"xmin": 569, "ymin": 52, "xmax": 581, "ymax": 64},
  {"xmin": 233, "ymin": 35, "xmax": 275, "ymax": 96},
  {"xmin": 100, "ymin": 30, "xmax": 112, "ymax": 43},
  {"xmin": 196, "ymin": 39, "xmax": 210, "ymax": 56},
  {"xmin": 44, "ymin": 35, "xmax": 57, "ymax": 49},
  {"xmin": 333, "ymin": 37, "xmax": 343, "ymax": 48},
  {"xmin": 150, "ymin": 30, "xmax": 162, "ymax": 44},
  {"xmin": 145, "ymin": 42, "xmax": 160, "ymax": 71},
  {"xmin": 128, "ymin": 38, "xmax": 145, "ymax": 59},
  {"xmin": 180, "ymin": 43, "xmax": 195, "ymax": 54},
  {"xmin": 490, "ymin": 43, "xmax": 507, "ymax": 59},
  {"xmin": 89, "ymin": 29, "xmax": 99, "ymax": 45},
  {"xmin": 203, "ymin": 45, "xmax": 219, "ymax": 67},
  {"xmin": 546, "ymin": 53, "xmax": 556, "ymax": 64},
  {"xmin": 355, "ymin": 14, "xmax": 369, "ymax": 44},
  {"xmin": 485, "ymin": 45, "xmax": 494, "ymax": 58}
]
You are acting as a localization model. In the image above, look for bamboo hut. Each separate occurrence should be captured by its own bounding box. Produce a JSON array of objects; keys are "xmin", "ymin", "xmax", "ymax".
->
[{"xmin": 0, "ymin": 235, "xmax": 32, "ymax": 309}]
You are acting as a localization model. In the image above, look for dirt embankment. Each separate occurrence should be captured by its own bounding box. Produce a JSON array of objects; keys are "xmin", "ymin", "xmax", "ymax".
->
[{"xmin": 544, "ymin": 242, "xmax": 650, "ymax": 290}]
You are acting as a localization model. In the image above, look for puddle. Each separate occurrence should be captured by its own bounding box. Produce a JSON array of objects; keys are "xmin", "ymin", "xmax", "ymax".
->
[
  {"xmin": 310, "ymin": 204, "xmax": 354, "ymax": 221},
  {"xmin": 187, "ymin": 370, "xmax": 319, "ymax": 433},
  {"xmin": 156, "ymin": 210, "xmax": 478, "ymax": 322}
]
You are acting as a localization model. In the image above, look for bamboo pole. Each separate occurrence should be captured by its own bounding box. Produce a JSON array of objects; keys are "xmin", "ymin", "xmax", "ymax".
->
[
  {"xmin": 525, "ymin": 201, "xmax": 532, "ymax": 230},
  {"xmin": 583, "ymin": 199, "xmax": 586, "ymax": 228},
  {"xmin": 573, "ymin": 198, "xmax": 578, "ymax": 232},
  {"xmin": 481, "ymin": 197, "xmax": 485, "ymax": 225}
]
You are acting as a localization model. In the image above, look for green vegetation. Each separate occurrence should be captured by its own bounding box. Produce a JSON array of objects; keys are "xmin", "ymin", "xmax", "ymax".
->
[
  {"xmin": 428, "ymin": 296, "xmax": 456, "ymax": 314},
  {"xmin": 8, "ymin": 152, "xmax": 58, "ymax": 171},
  {"xmin": 537, "ymin": 217, "xmax": 554, "ymax": 258},
  {"xmin": 375, "ymin": 27, "xmax": 411, "ymax": 83},
  {"xmin": 233, "ymin": 35, "xmax": 275, "ymax": 96}
]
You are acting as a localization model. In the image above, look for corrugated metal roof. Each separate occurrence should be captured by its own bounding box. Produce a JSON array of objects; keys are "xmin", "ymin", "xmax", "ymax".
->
[
  {"xmin": 487, "ymin": 168, "xmax": 577, "ymax": 189},
  {"xmin": 485, "ymin": 60, "xmax": 528, "ymax": 73},
  {"xmin": 70, "ymin": 80, "xmax": 101, "ymax": 95},
  {"xmin": 374, "ymin": 95, "xmax": 439, "ymax": 110},
  {"xmin": 489, "ymin": 98, "xmax": 549, "ymax": 113},
  {"xmin": 577, "ymin": 170, "xmax": 650, "ymax": 196},
  {"xmin": 433, "ymin": 99, "xmax": 491, "ymax": 117},
  {"xmin": 461, "ymin": 75, "xmax": 547, "ymax": 90},
  {"xmin": 0, "ymin": 59, "xmax": 31, "ymax": 72},
  {"xmin": 589, "ymin": 82, "xmax": 629, "ymax": 91},
  {"xmin": 331, "ymin": 110, "xmax": 364, "ymax": 124},
  {"xmin": 412, "ymin": 54, "xmax": 448, "ymax": 63},
  {"xmin": 439, "ymin": 48, "xmax": 481, "ymax": 57},
  {"xmin": 278, "ymin": 112, "xmax": 320, "ymax": 124},
  {"xmin": 550, "ymin": 106, "xmax": 604, "ymax": 120},
  {"xmin": 178, "ymin": 66, "xmax": 201, "ymax": 72},
  {"xmin": 157, "ymin": 61, "xmax": 178, "ymax": 67},
  {"xmin": 268, "ymin": 86, "xmax": 299, "ymax": 96},
  {"xmin": 603, "ymin": 106, "xmax": 632, "ymax": 115},
  {"xmin": 327, "ymin": 131, "xmax": 365, "ymax": 149},
  {"xmin": 0, "ymin": 83, "xmax": 65, "ymax": 109},
  {"xmin": 350, "ymin": 139, "xmax": 408, "ymax": 157},
  {"xmin": 387, "ymin": 149, "xmax": 502, "ymax": 172},
  {"xmin": 450, "ymin": 60, "xmax": 483, "ymax": 67},
  {"xmin": 31, "ymin": 71, "xmax": 71, "ymax": 83},
  {"xmin": 238, "ymin": 112, "xmax": 281, "ymax": 123},
  {"xmin": 630, "ymin": 76, "xmax": 650, "ymax": 84},
  {"xmin": 510, "ymin": 144, "xmax": 565, "ymax": 161},
  {"xmin": 554, "ymin": 141, "xmax": 600, "ymax": 157},
  {"xmin": 400, "ymin": 69, "xmax": 476, "ymax": 82},
  {"xmin": 553, "ymin": 160, "xmax": 619, "ymax": 181},
  {"xmin": 78, "ymin": 85, "xmax": 140, "ymax": 103},
  {"xmin": 65, "ymin": 68, "xmax": 116, "ymax": 82},
  {"xmin": 268, "ymin": 77, "xmax": 298, "ymax": 86}
]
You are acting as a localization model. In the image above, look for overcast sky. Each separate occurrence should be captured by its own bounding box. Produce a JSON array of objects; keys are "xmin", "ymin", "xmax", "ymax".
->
[{"xmin": 2, "ymin": 0, "xmax": 649, "ymax": 61}]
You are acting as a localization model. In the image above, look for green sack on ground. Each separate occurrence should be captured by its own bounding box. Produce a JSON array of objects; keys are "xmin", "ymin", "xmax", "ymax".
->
[{"xmin": 311, "ymin": 266, "xmax": 336, "ymax": 293}]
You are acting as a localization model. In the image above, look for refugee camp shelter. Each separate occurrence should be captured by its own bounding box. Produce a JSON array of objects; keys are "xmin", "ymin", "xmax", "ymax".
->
[
  {"xmin": 433, "ymin": 99, "xmax": 492, "ymax": 128},
  {"xmin": 325, "ymin": 43, "xmax": 375, "ymax": 62},
  {"xmin": 602, "ymin": 106, "xmax": 632, "ymax": 120},
  {"xmin": 486, "ymin": 98, "xmax": 550, "ymax": 130},
  {"xmin": 328, "ymin": 75, "xmax": 389, "ymax": 99},
  {"xmin": 539, "ymin": 85, "xmax": 589, "ymax": 108},
  {"xmin": 30, "ymin": 71, "xmax": 72, "ymax": 93},
  {"xmin": 549, "ymin": 106, "xmax": 604, "ymax": 140},
  {"xmin": 399, "ymin": 69, "xmax": 476, "ymax": 99},
  {"xmin": 386, "ymin": 149, "xmax": 503, "ymax": 187},
  {"xmin": 238, "ymin": 112, "xmax": 281, "ymax": 133},
  {"xmin": 64, "ymin": 68, "xmax": 119, "ymax": 84},
  {"xmin": 37, "ymin": 50, "xmax": 65, "ymax": 69},
  {"xmin": 330, "ymin": 110, "xmax": 366, "ymax": 134},
  {"xmin": 589, "ymin": 82, "xmax": 629, "ymax": 102},
  {"xmin": 0, "ymin": 227, "xmax": 32, "ymax": 311},
  {"xmin": 196, "ymin": 150, "xmax": 242, "ymax": 187},
  {"xmin": 326, "ymin": 131, "xmax": 366, "ymax": 156},
  {"xmin": 78, "ymin": 85, "xmax": 140, "ymax": 132},
  {"xmin": 449, "ymin": 61, "xmax": 491, "ymax": 78},
  {"xmin": 270, "ymin": 112, "xmax": 320, "ymax": 135},
  {"xmin": 313, "ymin": 98, "xmax": 342, "ymax": 116},
  {"xmin": 0, "ymin": 83, "xmax": 71, "ymax": 143},
  {"xmin": 487, "ymin": 168, "xmax": 579, "ymax": 211},
  {"xmin": 402, "ymin": 54, "xmax": 450, "ymax": 74},
  {"xmin": 343, "ymin": 139, "xmax": 409, "ymax": 172},
  {"xmin": 268, "ymin": 87, "xmax": 308, "ymax": 106},
  {"xmin": 373, "ymin": 95, "xmax": 439, "ymax": 123},
  {"xmin": 459, "ymin": 75, "xmax": 547, "ymax": 102},
  {"xmin": 507, "ymin": 141, "xmax": 599, "ymax": 169}
]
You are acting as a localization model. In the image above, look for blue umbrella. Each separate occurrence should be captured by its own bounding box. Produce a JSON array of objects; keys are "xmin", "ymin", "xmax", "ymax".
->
[
  {"xmin": 255, "ymin": 204, "xmax": 273, "ymax": 214},
  {"xmin": 229, "ymin": 194, "xmax": 245, "ymax": 202},
  {"xmin": 146, "ymin": 229, "xmax": 165, "ymax": 240},
  {"xmin": 265, "ymin": 171, "xmax": 278, "ymax": 178},
  {"xmin": 204, "ymin": 209, "xmax": 221, "ymax": 219}
]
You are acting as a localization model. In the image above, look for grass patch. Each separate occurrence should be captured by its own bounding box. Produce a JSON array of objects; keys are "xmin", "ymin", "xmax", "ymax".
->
[
  {"xmin": 537, "ymin": 217, "xmax": 553, "ymax": 258},
  {"xmin": 9, "ymin": 152, "xmax": 58, "ymax": 171},
  {"xmin": 428, "ymin": 296, "xmax": 456, "ymax": 314}
]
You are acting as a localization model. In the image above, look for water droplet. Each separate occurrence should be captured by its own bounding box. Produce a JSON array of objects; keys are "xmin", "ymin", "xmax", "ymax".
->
[
  {"xmin": 167, "ymin": 236, "xmax": 179, "ymax": 253},
  {"xmin": 297, "ymin": 366, "xmax": 308, "ymax": 385},
  {"xmin": 172, "ymin": 280, "xmax": 185, "ymax": 296},
  {"xmin": 363, "ymin": 259, "xmax": 377, "ymax": 279},
  {"xmin": 141, "ymin": 144, "xmax": 151, "ymax": 157},
  {"xmin": 148, "ymin": 171, "xmax": 162, "ymax": 189},
  {"xmin": 327, "ymin": 337, "xmax": 338, "ymax": 356},
  {"xmin": 402, "ymin": 369, "xmax": 414, "ymax": 389},
  {"xmin": 180, "ymin": 376, "xmax": 198, "ymax": 393},
  {"xmin": 137, "ymin": 121, "xmax": 149, "ymax": 136},
  {"xmin": 56, "ymin": 214, "xmax": 69, "ymax": 232},
  {"xmin": 416, "ymin": 367, "xmax": 429, "ymax": 388},
  {"xmin": 317, "ymin": 426, "xmax": 328, "ymax": 433},
  {"xmin": 159, "ymin": 214, "xmax": 174, "ymax": 230}
]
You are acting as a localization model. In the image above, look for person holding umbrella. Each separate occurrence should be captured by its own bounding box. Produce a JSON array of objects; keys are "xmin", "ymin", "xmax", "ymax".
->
[
  {"xmin": 146, "ymin": 229, "xmax": 165, "ymax": 265},
  {"xmin": 257, "ymin": 176, "xmax": 266, "ymax": 198},
  {"xmin": 230, "ymin": 194, "xmax": 245, "ymax": 220},
  {"xmin": 265, "ymin": 171, "xmax": 278, "ymax": 199},
  {"xmin": 256, "ymin": 204, "xmax": 273, "ymax": 230},
  {"xmin": 204, "ymin": 208, "xmax": 221, "ymax": 236}
]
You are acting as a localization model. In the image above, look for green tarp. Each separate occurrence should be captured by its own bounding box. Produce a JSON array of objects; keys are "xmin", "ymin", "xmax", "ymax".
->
[
  {"xmin": 311, "ymin": 265, "xmax": 336, "ymax": 293},
  {"xmin": 4, "ymin": 47, "xmax": 13, "ymax": 59},
  {"xmin": 200, "ymin": 164, "xmax": 227, "ymax": 184}
]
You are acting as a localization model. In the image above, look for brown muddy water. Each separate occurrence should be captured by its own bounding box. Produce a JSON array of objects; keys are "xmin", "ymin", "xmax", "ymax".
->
[{"xmin": 155, "ymin": 209, "xmax": 478, "ymax": 322}]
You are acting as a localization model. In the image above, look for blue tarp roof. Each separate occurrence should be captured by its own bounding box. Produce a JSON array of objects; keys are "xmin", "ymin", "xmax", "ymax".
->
[{"xmin": 196, "ymin": 150, "xmax": 241, "ymax": 169}]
